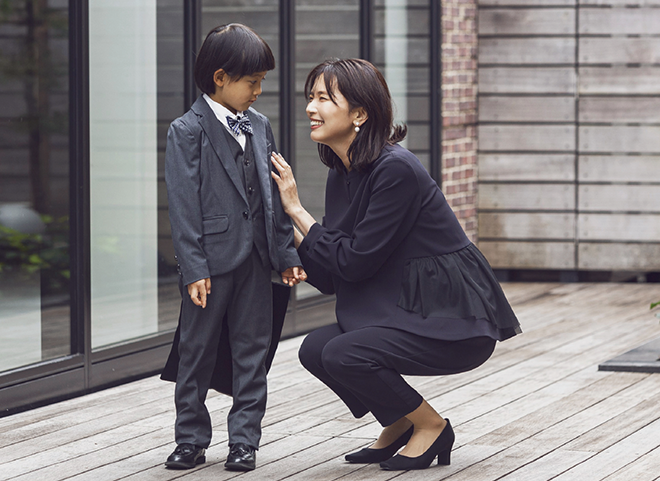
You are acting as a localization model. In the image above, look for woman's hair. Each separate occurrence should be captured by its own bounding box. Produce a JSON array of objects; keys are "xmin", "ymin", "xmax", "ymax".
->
[
  {"xmin": 194, "ymin": 24, "xmax": 275, "ymax": 95},
  {"xmin": 304, "ymin": 58, "xmax": 407, "ymax": 172}
]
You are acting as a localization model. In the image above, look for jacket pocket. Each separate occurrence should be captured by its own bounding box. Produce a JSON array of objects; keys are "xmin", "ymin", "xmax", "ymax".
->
[{"xmin": 202, "ymin": 215, "xmax": 229, "ymax": 243}]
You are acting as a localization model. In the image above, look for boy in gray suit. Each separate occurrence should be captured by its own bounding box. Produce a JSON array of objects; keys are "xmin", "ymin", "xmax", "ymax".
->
[{"xmin": 163, "ymin": 24, "xmax": 304, "ymax": 471}]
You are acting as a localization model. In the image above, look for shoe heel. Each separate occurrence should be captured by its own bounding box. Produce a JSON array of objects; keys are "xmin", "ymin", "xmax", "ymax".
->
[
  {"xmin": 437, "ymin": 449, "xmax": 451, "ymax": 465},
  {"xmin": 197, "ymin": 456, "xmax": 206, "ymax": 465}
]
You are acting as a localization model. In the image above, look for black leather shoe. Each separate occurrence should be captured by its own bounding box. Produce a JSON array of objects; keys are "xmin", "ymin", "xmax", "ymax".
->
[
  {"xmin": 345, "ymin": 426, "xmax": 414, "ymax": 463},
  {"xmin": 165, "ymin": 443, "xmax": 206, "ymax": 469},
  {"xmin": 225, "ymin": 443, "xmax": 256, "ymax": 471}
]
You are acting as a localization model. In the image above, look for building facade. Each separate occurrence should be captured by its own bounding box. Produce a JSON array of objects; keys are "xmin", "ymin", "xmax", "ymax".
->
[
  {"xmin": 476, "ymin": 0, "xmax": 660, "ymax": 279},
  {"xmin": 1, "ymin": 0, "xmax": 479, "ymax": 414}
]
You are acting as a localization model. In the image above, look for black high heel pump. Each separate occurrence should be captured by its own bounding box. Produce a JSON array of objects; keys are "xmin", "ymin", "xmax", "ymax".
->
[
  {"xmin": 345, "ymin": 426, "xmax": 414, "ymax": 464},
  {"xmin": 379, "ymin": 418, "xmax": 454, "ymax": 471}
]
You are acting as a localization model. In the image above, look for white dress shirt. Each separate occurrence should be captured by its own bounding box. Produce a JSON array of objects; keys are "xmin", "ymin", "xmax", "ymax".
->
[{"xmin": 203, "ymin": 93, "xmax": 247, "ymax": 150}]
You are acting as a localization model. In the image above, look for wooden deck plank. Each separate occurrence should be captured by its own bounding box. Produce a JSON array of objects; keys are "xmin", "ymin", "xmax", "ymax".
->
[
  {"xmin": 439, "ymin": 375, "xmax": 657, "ymax": 480},
  {"xmin": 482, "ymin": 449, "xmax": 592, "ymax": 481},
  {"xmin": 0, "ymin": 376, "xmax": 167, "ymax": 437},
  {"xmin": 473, "ymin": 373, "xmax": 660, "ymax": 449},
  {"xmin": 284, "ymin": 456, "xmax": 374, "ymax": 481},
  {"xmin": 600, "ymin": 446, "xmax": 660, "ymax": 481},
  {"xmin": 563, "ymin": 396, "xmax": 660, "ymax": 453},
  {"xmin": 552, "ymin": 416, "xmax": 660, "ymax": 480},
  {"xmin": 1, "ymin": 283, "xmax": 660, "ymax": 480},
  {"xmin": 228, "ymin": 436, "xmax": 369, "ymax": 481}
]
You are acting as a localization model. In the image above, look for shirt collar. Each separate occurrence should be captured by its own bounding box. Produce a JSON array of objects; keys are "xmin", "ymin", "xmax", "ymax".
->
[{"xmin": 203, "ymin": 93, "xmax": 246, "ymax": 130}]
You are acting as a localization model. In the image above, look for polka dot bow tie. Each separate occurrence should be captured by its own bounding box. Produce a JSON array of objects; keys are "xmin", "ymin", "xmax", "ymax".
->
[{"xmin": 226, "ymin": 115, "xmax": 253, "ymax": 135}]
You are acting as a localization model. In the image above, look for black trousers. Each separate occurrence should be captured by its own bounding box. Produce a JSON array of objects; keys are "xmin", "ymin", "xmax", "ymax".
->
[
  {"xmin": 298, "ymin": 324, "xmax": 496, "ymax": 427},
  {"xmin": 175, "ymin": 247, "xmax": 272, "ymax": 449}
]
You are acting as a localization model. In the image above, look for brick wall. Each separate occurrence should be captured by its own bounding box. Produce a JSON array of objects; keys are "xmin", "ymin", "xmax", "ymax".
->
[{"xmin": 441, "ymin": 0, "xmax": 478, "ymax": 241}]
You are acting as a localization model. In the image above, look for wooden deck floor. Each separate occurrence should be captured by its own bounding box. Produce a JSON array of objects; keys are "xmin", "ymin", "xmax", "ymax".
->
[{"xmin": 2, "ymin": 282, "xmax": 660, "ymax": 481}]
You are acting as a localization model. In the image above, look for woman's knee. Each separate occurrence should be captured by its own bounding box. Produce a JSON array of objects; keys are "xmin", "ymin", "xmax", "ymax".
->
[
  {"xmin": 298, "ymin": 336, "xmax": 321, "ymax": 374},
  {"xmin": 298, "ymin": 325, "xmax": 341, "ymax": 375},
  {"xmin": 320, "ymin": 336, "xmax": 360, "ymax": 379}
]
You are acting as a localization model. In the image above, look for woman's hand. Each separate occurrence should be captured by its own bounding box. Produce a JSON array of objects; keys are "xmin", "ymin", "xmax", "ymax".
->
[
  {"xmin": 271, "ymin": 153, "xmax": 302, "ymax": 216},
  {"xmin": 271, "ymin": 152, "xmax": 318, "ymax": 238}
]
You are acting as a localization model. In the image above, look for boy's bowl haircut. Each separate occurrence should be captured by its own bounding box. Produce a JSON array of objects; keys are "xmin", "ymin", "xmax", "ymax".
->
[{"xmin": 194, "ymin": 23, "xmax": 276, "ymax": 95}]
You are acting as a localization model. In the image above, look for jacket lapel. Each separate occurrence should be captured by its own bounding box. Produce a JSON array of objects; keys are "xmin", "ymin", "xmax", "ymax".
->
[
  {"xmin": 246, "ymin": 109, "xmax": 273, "ymax": 214},
  {"xmin": 191, "ymin": 96, "xmax": 248, "ymax": 205}
]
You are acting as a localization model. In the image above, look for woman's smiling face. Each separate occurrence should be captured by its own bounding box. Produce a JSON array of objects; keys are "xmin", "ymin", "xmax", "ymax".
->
[{"xmin": 305, "ymin": 74, "xmax": 358, "ymax": 152}]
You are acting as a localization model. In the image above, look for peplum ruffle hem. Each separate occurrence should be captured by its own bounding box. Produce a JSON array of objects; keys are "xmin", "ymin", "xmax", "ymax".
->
[{"xmin": 397, "ymin": 243, "xmax": 521, "ymax": 341}]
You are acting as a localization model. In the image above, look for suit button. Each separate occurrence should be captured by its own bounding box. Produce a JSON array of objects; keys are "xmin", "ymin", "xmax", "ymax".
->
[
  {"xmin": 243, "ymin": 211, "xmax": 249, "ymax": 220},
  {"xmin": 248, "ymin": 186, "xmax": 254, "ymax": 194}
]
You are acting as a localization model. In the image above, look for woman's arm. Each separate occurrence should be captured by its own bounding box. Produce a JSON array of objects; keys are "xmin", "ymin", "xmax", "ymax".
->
[
  {"xmin": 271, "ymin": 153, "xmax": 334, "ymax": 293},
  {"xmin": 265, "ymin": 123, "xmax": 305, "ymax": 286},
  {"xmin": 304, "ymin": 160, "xmax": 421, "ymax": 282},
  {"xmin": 294, "ymin": 226, "xmax": 304, "ymax": 249},
  {"xmin": 272, "ymin": 151, "xmax": 422, "ymax": 284},
  {"xmin": 270, "ymin": 153, "xmax": 317, "ymax": 236}
]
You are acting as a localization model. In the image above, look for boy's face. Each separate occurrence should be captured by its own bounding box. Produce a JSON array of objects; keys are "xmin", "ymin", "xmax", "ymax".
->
[{"xmin": 212, "ymin": 70, "xmax": 267, "ymax": 114}]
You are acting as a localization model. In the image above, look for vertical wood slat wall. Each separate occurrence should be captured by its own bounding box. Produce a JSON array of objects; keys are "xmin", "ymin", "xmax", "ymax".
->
[{"xmin": 477, "ymin": 0, "xmax": 660, "ymax": 272}]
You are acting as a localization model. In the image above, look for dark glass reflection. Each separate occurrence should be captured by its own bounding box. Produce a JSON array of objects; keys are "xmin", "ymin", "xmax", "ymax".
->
[
  {"xmin": 373, "ymin": 0, "xmax": 431, "ymax": 170},
  {"xmin": 157, "ymin": 1, "xmax": 186, "ymax": 331},
  {"xmin": 0, "ymin": 0, "xmax": 70, "ymax": 371}
]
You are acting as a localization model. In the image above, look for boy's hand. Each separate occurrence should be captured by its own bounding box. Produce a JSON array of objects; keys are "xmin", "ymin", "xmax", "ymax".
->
[
  {"xmin": 188, "ymin": 278, "xmax": 211, "ymax": 308},
  {"xmin": 281, "ymin": 266, "xmax": 307, "ymax": 287}
]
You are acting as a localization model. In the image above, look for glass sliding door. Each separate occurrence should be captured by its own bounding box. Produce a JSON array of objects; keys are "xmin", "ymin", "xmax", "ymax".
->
[
  {"xmin": 156, "ymin": 1, "xmax": 186, "ymax": 332},
  {"xmin": 89, "ymin": 0, "xmax": 185, "ymax": 350},
  {"xmin": 89, "ymin": 0, "xmax": 159, "ymax": 349},
  {"xmin": 0, "ymin": 0, "xmax": 443, "ymax": 416},
  {"xmin": 294, "ymin": 0, "xmax": 360, "ymax": 301},
  {"xmin": 374, "ymin": 0, "xmax": 431, "ymax": 170},
  {"xmin": 200, "ymin": 0, "xmax": 281, "ymax": 141},
  {"xmin": 0, "ymin": 0, "xmax": 71, "ymax": 372}
]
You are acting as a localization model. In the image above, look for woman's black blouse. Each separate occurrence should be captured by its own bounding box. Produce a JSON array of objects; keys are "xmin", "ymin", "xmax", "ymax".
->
[{"xmin": 298, "ymin": 144, "xmax": 521, "ymax": 341}]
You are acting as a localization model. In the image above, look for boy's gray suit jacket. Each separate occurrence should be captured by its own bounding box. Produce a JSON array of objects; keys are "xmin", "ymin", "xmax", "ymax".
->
[{"xmin": 165, "ymin": 96, "xmax": 300, "ymax": 286}]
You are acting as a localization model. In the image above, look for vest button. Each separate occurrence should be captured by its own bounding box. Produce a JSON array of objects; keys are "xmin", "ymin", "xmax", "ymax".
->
[{"xmin": 243, "ymin": 211, "xmax": 249, "ymax": 220}]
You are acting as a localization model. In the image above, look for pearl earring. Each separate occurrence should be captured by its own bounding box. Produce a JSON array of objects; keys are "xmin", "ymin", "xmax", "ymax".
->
[{"xmin": 354, "ymin": 122, "xmax": 360, "ymax": 133}]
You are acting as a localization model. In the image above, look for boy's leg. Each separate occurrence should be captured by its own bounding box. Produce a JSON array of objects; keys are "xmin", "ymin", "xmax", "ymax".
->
[
  {"xmin": 225, "ymin": 247, "xmax": 272, "ymax": 449},
  {"xmin": 174, "ymin": 272, "xmax": 233, "ymax": 448}
]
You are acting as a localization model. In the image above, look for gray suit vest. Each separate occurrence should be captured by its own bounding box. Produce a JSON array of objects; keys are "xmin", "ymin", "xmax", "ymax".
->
[{"xmin": 221, "ymin": 127, "xmax": 270, "ymax": 268}]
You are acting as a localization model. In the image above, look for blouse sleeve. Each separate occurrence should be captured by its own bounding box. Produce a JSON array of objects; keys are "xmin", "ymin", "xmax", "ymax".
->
[
  {"xmin": 297, "ymin": 246, "xmax": 336, "ymax": 295},
  {"xmin": 300, "ymin": 158, "xmax": 422, "ymax": 283}
]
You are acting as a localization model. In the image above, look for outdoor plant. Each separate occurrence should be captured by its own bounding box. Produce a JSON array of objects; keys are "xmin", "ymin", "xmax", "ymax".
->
[
  {"xmin": 0, "ymin": 215, "xmax": 70, "ymax": 294},
  {"xmin": 652, "ymin": 301, "xmax": 660, "ymax": 321}
]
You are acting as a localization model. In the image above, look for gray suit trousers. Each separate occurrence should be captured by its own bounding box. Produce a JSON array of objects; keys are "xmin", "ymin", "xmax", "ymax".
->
[{"xmin": 174, "ymin": 247, "xmax": 272, "ymax": 449}]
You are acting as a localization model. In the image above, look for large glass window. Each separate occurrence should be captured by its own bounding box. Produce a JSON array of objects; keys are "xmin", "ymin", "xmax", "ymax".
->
[
  {"xmin": 89, "ymin": 0, "xmax": 184, "ymax": 350},
  {"xmin": 374, "ymin": 0, "xmax": 430, "ymax": 169},
  {"xmin": 294, "ymin": 0, "xmax": 360, "ymax": 300},
  {"xmin": 89, "ymin": 0, "xmax": 158, "ymax": 349},
  {"xmin": 200, "ymin": 0, "xmax": 280, "ymax": 141},
  {"xmin": 156, "ymin": 1, "xmax": 186, "ymax": 333},
  {"xmin": 0, "ymin": 0, "xmax": 71, "ymax": 372},
  {"xmin": 0, "ymin": 0, "xmax": 443, "ymax": 414}
]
